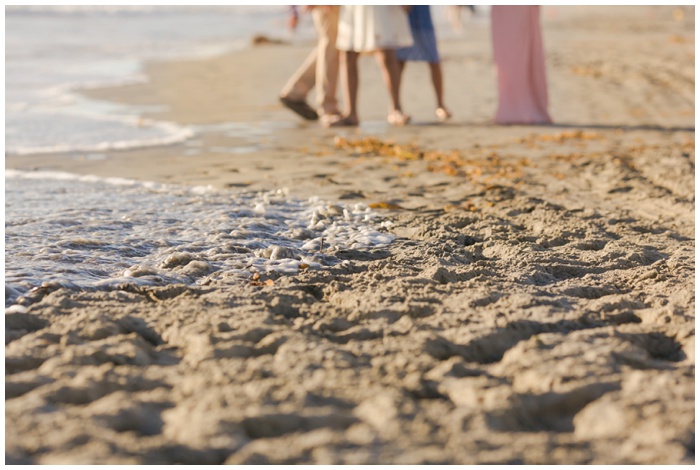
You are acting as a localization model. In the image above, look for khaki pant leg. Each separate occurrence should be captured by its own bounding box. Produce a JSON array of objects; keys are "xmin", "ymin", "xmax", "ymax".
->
[
  {"xmin": 280, "ymin": 45, "xmax": 317, "ymax": 101},
  {"xmin": 312, "ymin": 6, "xmax": 340, "ymax": 115}
]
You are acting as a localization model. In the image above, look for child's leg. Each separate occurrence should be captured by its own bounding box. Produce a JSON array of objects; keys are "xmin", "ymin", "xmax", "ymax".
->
[
  {"xmin": 429, "ymin": 61, "xmax": 445, "ymax": 110},
  {"xmin": 397, "ymin": 60, "xmax": 406, "ymax": 101},
  {"xmin": 429, "ymin": 61, "xmax": 452, "ymax": 120}
]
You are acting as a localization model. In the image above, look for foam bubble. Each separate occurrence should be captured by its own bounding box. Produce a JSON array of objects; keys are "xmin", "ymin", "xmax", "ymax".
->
[{"xmin": 5, "ymin": 171, "xmax": 396, "ymax": 306}]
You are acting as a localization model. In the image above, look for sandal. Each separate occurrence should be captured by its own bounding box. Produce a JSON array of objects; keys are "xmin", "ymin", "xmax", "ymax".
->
[{"xmin": 279, "ymin": 96, "xmax": 319, "ymax": 120}]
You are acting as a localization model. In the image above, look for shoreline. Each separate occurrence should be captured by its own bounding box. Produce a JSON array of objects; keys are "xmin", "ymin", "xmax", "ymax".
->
[
  {"xmin": 5, "ymin": 6, "xmax": 695, "ymax": 465},
  {"xmin": 7, "ymin": 6, "xmax": 694, "ymax": 204}
]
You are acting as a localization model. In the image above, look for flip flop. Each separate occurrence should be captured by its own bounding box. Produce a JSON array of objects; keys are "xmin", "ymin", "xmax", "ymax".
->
[{"xmin": 279, "ymin": 96, "xmax": 319, "ymax": 121}]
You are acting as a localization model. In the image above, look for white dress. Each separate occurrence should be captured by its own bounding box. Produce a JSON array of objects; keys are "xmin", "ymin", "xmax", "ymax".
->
[{"xmin": 336, "ymin": 5, "xmax": 413, "ymax": 52}]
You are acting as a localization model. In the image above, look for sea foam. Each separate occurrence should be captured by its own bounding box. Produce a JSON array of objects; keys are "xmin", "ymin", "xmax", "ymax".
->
[{"xmin": 5, "ymin": 171, "xmax": 396, "ymax": 306}]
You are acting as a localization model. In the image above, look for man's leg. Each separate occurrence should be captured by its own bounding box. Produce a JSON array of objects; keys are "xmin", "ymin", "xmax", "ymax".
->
[
  {"xmin": 312, "ymin": 6, "xmax": 341, "ymax": 117},
  {"xmin": 280, "ymin": 44, "xmax": 318, "ymax": 120}
]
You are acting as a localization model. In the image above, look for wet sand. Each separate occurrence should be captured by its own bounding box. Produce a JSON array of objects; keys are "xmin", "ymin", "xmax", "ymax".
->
[{"xmin": 5, "ymin": 6, "xmax": 695, "ymax": 464}]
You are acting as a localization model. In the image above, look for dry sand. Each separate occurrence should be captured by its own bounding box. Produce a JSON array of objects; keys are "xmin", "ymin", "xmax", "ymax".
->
[{"xmin": 5, "ymin": 6, "xmax": 695, "ymax": 465}]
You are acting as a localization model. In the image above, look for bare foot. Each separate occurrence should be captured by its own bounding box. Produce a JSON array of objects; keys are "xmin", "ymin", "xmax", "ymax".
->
[
  {"xmin": 436, "ymin": 107, "xmax": 452, "ymax": 122},
  {"xmin": 328, "ymin": 115, "xmax": 359, "ymax": 128},
  {"xmin": 320, "ymin": 114, "xmax": 343, "ymax": 127},
  {"xmin": 387, "ymin": 110, "xmax": 411, "ymax": 126}
]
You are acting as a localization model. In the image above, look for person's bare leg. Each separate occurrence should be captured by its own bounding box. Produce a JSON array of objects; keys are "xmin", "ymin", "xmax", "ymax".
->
[
  {"xmin": 375, "ymin": 49, "xmax": 401, "ymax": 112},
  {"xmin": 330, "ymin": 50, "xmax": 359, "ymax": 127},
  {"xmin": 430, "ymin": 61, "xmax": 452, "ymax": 120},
  {"xmin": 397, "ymin": 60, "xmax": 406, "ymax": 103},
  {"xmin": 376, "ymin": 49, "xmax": 410, "ymax": 125}
]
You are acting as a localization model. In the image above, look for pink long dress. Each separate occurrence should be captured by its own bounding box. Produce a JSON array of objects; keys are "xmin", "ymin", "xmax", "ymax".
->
[{"xmin": 491, "ymin": 6, "xmax": 552, "ymax": 125}]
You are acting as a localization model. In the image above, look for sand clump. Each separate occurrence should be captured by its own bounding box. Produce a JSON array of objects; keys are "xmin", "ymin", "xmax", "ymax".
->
[{"xmin": 5, "ymin": 6, "xmax": 694, "ymax": 465}]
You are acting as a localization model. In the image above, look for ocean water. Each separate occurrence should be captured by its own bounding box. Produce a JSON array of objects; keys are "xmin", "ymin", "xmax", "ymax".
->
[
  {"xmin": 5, "ymin": 5, "xmax": 471, "ymax": 155},
  {"xmin": 4, "ymin": 6, "xmax": 375, "ymax": 308},
  {"xmin": 6, "ymin": 6, "xmax": 483, "ymax": 306},
  {"xmin": 5, "ymin": 5, "xmax": 299, "ymax": 155},
  {"xmin": 5, "ymin": 171, "xmax": 395, "ymax": 307}
]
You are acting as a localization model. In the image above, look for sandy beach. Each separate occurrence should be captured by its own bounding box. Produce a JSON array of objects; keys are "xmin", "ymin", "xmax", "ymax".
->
[{"xmin": 5, "ymin": 6, "xmax": 695, "ymax": 464}]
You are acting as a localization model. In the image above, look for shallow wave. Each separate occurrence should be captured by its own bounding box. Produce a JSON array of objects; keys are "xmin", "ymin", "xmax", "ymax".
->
[
  {"xmin": 5, "ymin": 112, "xmax": 194, "ymax": 156},
  {"xmin": 5, "ymin": 169, "xmax": 170, "ymax": 188},
  {"xmin": 5, "ymin": 171, "xmax": 396, "ymax": 306},
  {"xmin": 6, "ymin": 7, "xmax": 284, "ymax": 158}
]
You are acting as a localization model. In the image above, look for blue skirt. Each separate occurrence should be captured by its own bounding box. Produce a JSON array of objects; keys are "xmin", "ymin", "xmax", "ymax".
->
[{"xmin": 396, "ymin": 6, "xmax": 440, "ymax": 63}]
